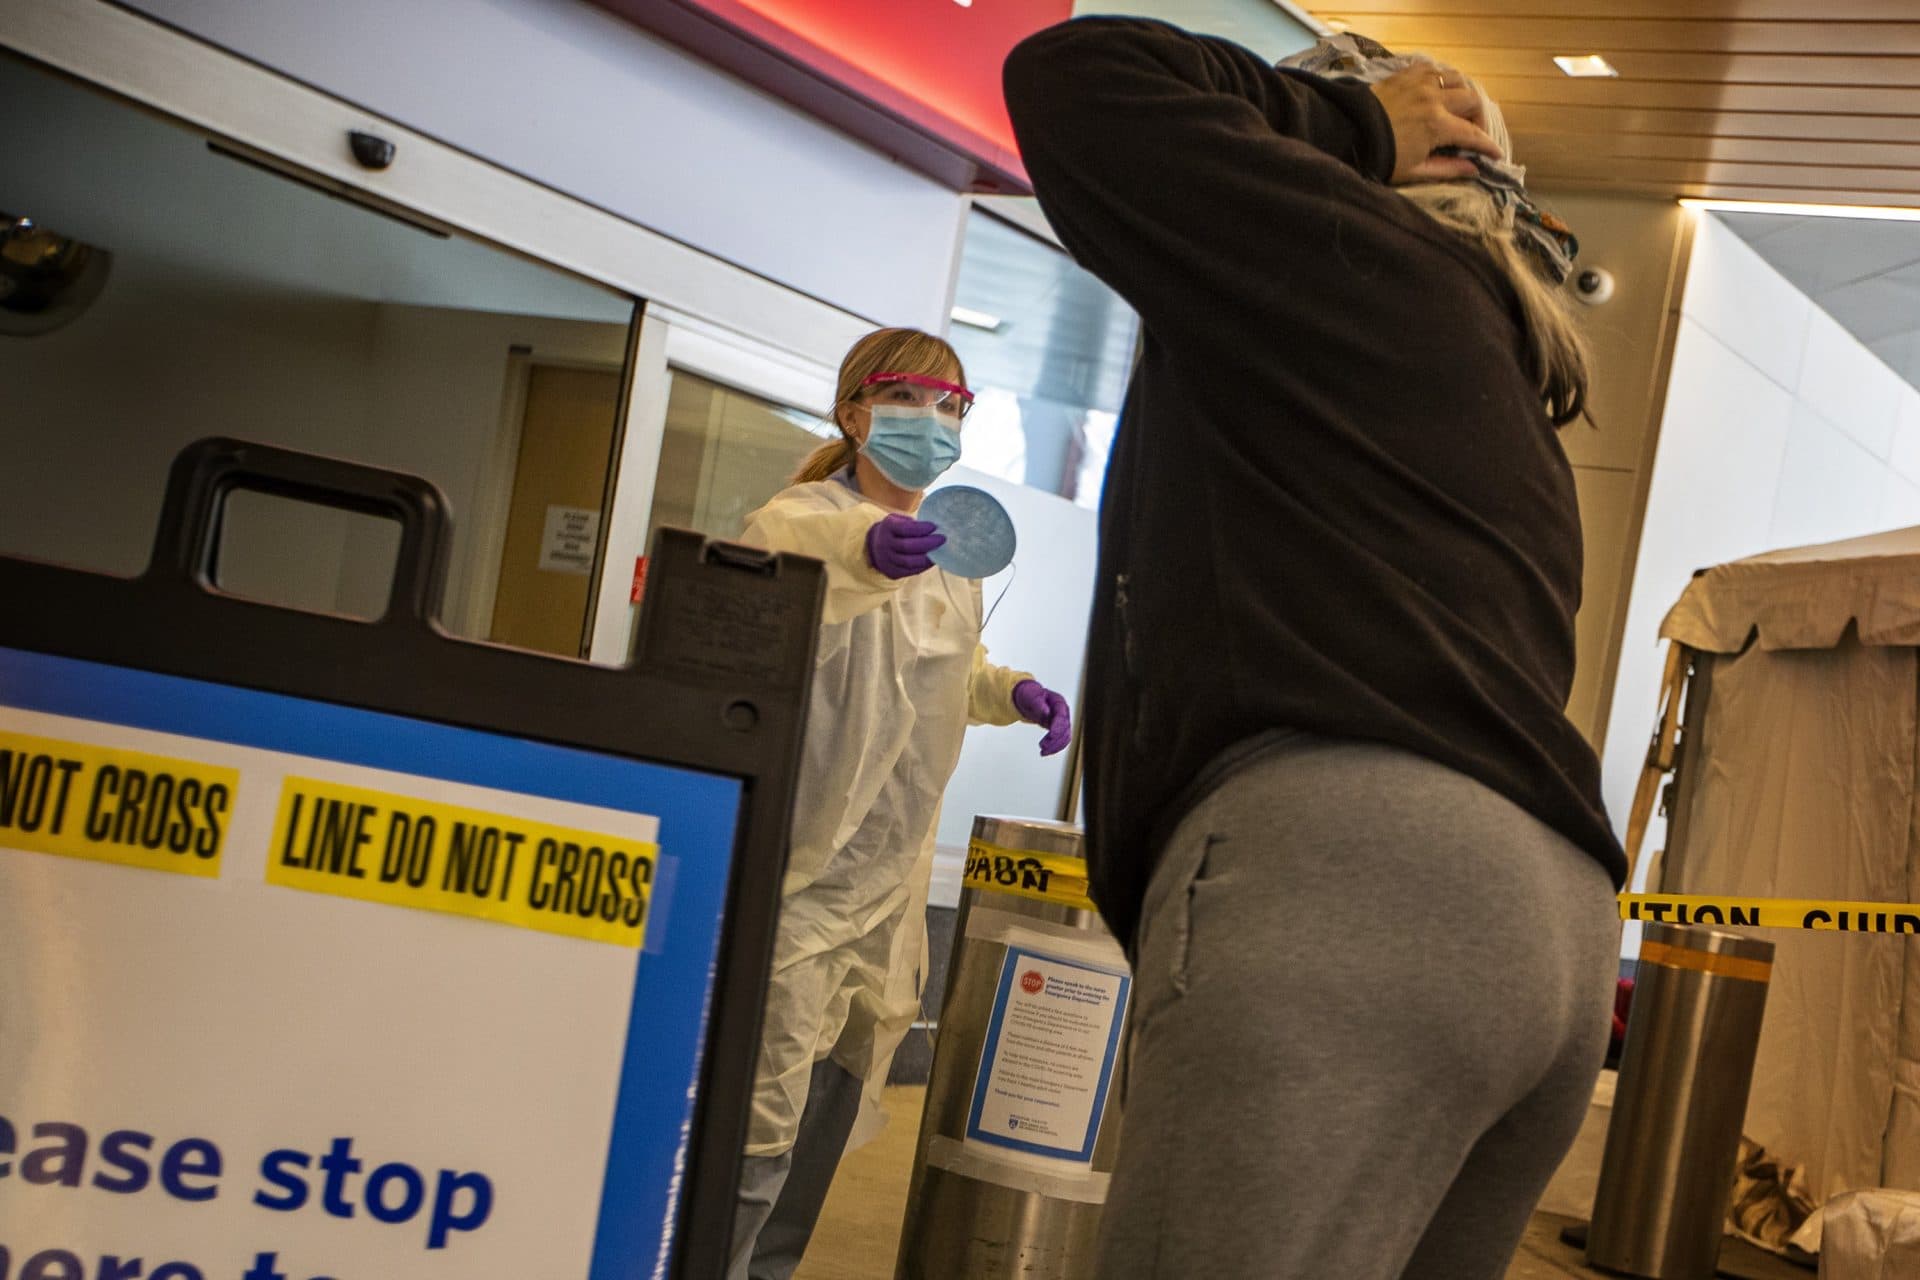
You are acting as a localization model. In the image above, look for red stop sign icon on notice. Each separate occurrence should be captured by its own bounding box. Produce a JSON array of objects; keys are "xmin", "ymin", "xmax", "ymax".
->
[{"xmin": 1020, "ymin": 970, "xmax": 1045, "ymax": 995}]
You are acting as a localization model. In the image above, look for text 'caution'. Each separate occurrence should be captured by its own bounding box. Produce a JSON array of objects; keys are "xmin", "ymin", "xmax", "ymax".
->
[
  {"xmin": 1620, "ymin": 892, "xmax": 1920, "ymax": 935},
  {"xmin": 269, "ymin": 777, "xmax": 658, "ymax": 947},
  {"xmin": 0, "ymin": 729, "xmax": 235, "ymax": 877}
]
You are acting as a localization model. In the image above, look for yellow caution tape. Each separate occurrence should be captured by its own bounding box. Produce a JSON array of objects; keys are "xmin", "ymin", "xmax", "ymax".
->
[
  {"xmin": 964, "ymin": 839, "xmax": 1096, "ymax": 912},
  {"xmin": 269, "ymin": 776, "xmax": 657, "ymax": 947},
  {"xmin": 957, "ymin": 859, "xmax": 1920, "ymax": 937},
  {"xmin": 1639, "ymin": 939, "xmax": 1772, "ymax": 983},
  {"xmin": 0, "ymin": 729, "xmax": 237, "ymax": 877},
  {"xmin": 1620, "ymin": 893, "xmax": 1920, "ymax": 935}
]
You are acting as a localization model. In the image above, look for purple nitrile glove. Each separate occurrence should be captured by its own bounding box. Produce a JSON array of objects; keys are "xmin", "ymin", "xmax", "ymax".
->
[
  {"xmin": 866, "ymin": 513, "xmax": 946, "ymax": 580},
  {"xmin": 1012, "ymin": 679, "xmax": 1072, "ymax": 757}
]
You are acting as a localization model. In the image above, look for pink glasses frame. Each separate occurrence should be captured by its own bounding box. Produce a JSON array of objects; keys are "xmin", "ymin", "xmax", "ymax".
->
[{"xmin": 858, "ymin": 372, "xmax": 975, "ymax": 407}]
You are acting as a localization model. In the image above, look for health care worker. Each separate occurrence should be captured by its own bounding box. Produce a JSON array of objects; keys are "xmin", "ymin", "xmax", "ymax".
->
[{"xmin": 729, "ymin": 327, "xmax": 1073, "ymax": 1280}]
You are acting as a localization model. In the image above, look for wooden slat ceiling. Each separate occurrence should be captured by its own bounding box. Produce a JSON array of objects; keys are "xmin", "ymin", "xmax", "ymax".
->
[{"xmin": 1311, "ymin": 0, "xmax": 1920, "ymax": 206}]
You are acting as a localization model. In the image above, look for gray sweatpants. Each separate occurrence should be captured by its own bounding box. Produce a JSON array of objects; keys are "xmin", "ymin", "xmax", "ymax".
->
[
  {"xmin": 728, "ymin": 1055, "xmax": 863, "ymax": 1280},
  {"xmin": 1098, "ymin": 733, "xmax": 1619, "ymax": 1280}
]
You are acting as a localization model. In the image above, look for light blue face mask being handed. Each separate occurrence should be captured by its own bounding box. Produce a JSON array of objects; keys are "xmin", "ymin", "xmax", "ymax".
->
[{"xmin": 860, "ymin": 404, "xmax": 963, "ymax": 491}]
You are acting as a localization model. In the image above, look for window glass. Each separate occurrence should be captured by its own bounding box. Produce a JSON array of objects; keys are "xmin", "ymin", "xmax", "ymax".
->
[
  {"xmin": 946, "ymin": 208, "xmax": 1138, "ymax": 509},
  {"xmin": 645, "ymin": 369, "xmax": 825, "ymax": 543},
  {"xmin": 1, "ymin": 52, "xmax": 639, "ymax": 653}
]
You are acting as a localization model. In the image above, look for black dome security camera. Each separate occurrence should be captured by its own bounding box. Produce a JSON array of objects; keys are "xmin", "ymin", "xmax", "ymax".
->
[
  {"xmin": 349, "ymin": 131, "xmax": 397, "ymax": 171},
  {"xmin": 1, "ymin": 212, "xmax": 112, "ymax": 337}
]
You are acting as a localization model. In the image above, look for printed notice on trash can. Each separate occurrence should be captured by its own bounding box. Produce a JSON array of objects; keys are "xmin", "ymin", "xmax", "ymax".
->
[{"xmin": 965, "ymin": 945, "xmax": 1130, "ymax": 1162}]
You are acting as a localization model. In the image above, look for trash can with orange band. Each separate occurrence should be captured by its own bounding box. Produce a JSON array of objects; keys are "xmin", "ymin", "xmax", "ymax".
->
[
  {"xmin": 1587, "ymin": 924, "xmax": 1775, "ymax": 1280},
  {"xmin": 894, "ymin": 816, "xmax": 1132, "ymax": 1279}
]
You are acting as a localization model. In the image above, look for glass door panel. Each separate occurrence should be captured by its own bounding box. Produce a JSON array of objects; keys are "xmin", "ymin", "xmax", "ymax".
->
[
  {"xmin": 645, "ymin": 368, "xmax": 826, "ymax": 544},
  {"xmin": 0, "ymin": 50, "xmax": 640, "ymax": 650}
]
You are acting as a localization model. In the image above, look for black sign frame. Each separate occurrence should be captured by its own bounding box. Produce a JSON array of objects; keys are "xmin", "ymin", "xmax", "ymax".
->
[{"xmin": 0, "ymin": 437, "xmax": 823, "ymax": 1277}]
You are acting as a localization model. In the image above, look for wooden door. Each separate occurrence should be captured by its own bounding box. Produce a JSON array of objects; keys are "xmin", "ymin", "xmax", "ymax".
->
[{"xmin": 489, "ymin": 363, "xmax": 622, "ymax": 656}]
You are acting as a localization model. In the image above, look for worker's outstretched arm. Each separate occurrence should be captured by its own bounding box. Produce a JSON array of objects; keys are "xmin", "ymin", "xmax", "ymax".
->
[{"xmin": 740, "ymin": 501, "xmax": 903, "ymax": 626}]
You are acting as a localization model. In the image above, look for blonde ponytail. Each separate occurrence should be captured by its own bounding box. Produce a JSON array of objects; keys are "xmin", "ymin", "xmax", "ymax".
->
[{"xmin": 791, "ymin": 436, "xmax": 859, "ymax": 485}]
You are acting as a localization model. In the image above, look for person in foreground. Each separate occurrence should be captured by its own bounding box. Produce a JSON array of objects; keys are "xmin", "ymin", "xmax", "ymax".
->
[
  {"xmin": 727, "ymin": 327, "xmax": 1073, "ymax": 1280},
  {"xmin": 1004, "ymin": 20, "xmax": 1627, "ymax": 1280}
]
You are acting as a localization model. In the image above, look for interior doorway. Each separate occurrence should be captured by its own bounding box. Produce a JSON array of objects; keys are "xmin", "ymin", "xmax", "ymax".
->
[{"xmin": 487, "ymin": 361, "xmax": 626, "ymax": 657}]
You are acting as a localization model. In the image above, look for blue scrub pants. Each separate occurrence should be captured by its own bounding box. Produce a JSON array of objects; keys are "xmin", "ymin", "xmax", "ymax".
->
[{"xmin": 728, "ymin": 1055, "xmax": 864, "ymax": 1280}]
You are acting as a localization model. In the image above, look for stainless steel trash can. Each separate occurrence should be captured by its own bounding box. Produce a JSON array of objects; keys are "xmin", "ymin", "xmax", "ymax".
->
[
  {"xmin": 894, "ymin": 816, "xmax": 1132, "ymax": 1280},
  {"xmin": 1587, "ymin": 924, "xmax": 1775, "ymax": 1280}
]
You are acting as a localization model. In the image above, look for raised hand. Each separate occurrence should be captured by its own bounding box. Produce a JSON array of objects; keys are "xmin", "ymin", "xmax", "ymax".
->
[{"xmin": 1369, "ymin": 64, "xmax": 1503, "ymax": 185}]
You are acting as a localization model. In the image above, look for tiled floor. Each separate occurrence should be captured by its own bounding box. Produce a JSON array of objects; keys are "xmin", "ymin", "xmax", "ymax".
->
[{"xmin": 796, "ymin": 1088, "xmax": 1810, "ymax": 1280}]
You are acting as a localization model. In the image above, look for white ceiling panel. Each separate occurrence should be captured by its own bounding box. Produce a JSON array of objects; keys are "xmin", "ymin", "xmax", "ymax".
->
[
  {"xmin": 1817, "ymin": 277, "xmax": 1920, "ymax": 346},
  {"xmin": 1725, "ymin": 213, "xmax": 1920, "ymax": 392}
]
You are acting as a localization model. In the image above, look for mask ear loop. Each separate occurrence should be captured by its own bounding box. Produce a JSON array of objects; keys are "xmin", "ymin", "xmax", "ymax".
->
[{"xmin": 982, "ymin": 562, "xmax": 1017, "ymax": 630}]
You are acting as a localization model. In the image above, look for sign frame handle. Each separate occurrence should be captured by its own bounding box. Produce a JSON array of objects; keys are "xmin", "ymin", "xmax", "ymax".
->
[{"xmin": 146, "ymin": 436, "xmax": 453, "ymax": 632}]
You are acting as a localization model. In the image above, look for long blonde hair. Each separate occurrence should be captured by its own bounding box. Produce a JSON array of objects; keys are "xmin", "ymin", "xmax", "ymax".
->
[
  {"xmin": 791, "ymin": 328, "xmax": 969, "ymax": 484},
  {"xmin": 1397, "ymin": 84, "xmax": 1590, "ymax": 425}
]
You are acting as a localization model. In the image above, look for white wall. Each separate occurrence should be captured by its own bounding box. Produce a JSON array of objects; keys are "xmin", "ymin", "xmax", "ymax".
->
[
  {"xmin": 116, "ymin": 0, "xmax": 966, "ymax": 331},
  {"xmin": 0, "ymin": 257, "xmax": 380, "ymax": 583},
  {"xmin": 928, "ymin": 467, "xmax": 1099, "ymax": 907},
  {"xmin": 1601, "ymin": 212, "xmax": 1920, "ymax": 881}
]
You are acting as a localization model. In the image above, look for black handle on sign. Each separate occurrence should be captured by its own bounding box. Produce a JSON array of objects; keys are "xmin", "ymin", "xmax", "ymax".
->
[{"xmin": 144, "ymin": 437, "xmax": 453, "ymax": 630}]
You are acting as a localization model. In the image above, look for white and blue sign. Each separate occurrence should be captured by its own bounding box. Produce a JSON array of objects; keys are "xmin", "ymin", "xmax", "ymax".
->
[
  {"xmin": 0, "ymin": 646, "xmax": 743, "ymax": 1278},
  {"xmin": 965, "ymin": 945, "xmax": 1130, "ymax": 1163}
]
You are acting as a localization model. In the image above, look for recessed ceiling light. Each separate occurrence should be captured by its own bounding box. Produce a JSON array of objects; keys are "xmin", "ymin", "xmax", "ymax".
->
[
  {"xmin": 1554, "ymin": 54, "xmax": 1619, "ymax": 78},
  {"xmin": 1682, "ymin": 198, "xmax": 1920, "ymax": 224},
  {"xmin": 951, "ymin": 306, "xmax": 1003, "ymax": 332}
]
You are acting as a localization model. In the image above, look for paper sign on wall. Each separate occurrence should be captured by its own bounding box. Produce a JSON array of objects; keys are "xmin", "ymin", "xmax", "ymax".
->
[{"xmin": 540, "ymin": 506, "xmax": 601, "ymax": 574}]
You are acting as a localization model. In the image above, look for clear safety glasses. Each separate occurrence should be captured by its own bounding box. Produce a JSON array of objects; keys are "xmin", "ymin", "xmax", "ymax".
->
[{"xmin": 859, "ymin": 372, "xmax": 975, "ymax": 419}]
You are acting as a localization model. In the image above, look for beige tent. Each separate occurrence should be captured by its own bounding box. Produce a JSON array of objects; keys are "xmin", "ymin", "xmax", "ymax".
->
[{"xmin": 1646, "ymin": 526, "xmax": 1920, "ymax": 1204}]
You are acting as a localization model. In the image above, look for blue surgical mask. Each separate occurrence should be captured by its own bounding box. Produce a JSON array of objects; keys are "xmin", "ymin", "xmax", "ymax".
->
[{"xmin": 860, "ymin": 404, "xmax": 962, "ymax": 491}]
